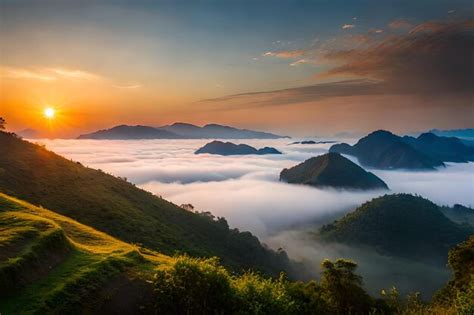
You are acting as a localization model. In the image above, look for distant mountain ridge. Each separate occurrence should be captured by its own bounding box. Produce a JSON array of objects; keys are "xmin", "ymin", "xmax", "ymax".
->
[
  {"xmin": 78, "ymin": 122, "xmax": 288, "ymax": 139},
  {"xmin": 195, "ymin": 140, "xmax": 282, "ymax": 155},
  {"xmin": 428, "ymin": 128, "xmax": 474, "ymax": 140},
  {"xmin": 329, "ymin": 130, "xmax": 474, "ymax": 170},
  {"xmin": 280, "ymin": 153, "xmax": 388, "ymax": 190}
]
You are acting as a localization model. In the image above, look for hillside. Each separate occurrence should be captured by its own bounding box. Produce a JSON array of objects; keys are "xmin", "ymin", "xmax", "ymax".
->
[
  {"xmin": 318, "ymin": 194, "xmax": 473, "ymax": 264},
  {"xmin": 329, "ymin": 130, "xmax": 444, "ymax": 169},
  {"xmin": 78, "ymin": 123, "xmax": 287, "ymax": 139},
  {"xmin": 402, "ymin": 133, "xmax": 474, "ymax": 162},
  {"xmin": 439, "ymin": 204, "xmax": 474, "ymax": 226},
  {"xmin": 195, "ymin": 140, "xmax": 282, "ymax": 155},
  {"xmin": 0, "ymin": 193, "xmax": 169, "ymax": 313},
  {"xmin": 0, "ymin": 132, "xmax": 292, "ymax": 275},
  {"xmin": 280, "ymin": 153, "xmax": 388, "ymax": 190}
]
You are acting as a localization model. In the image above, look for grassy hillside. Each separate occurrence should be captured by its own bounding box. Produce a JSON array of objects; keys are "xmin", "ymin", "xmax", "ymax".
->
[
  {"xmin": 0, "ymin": 193, "xmax": 170, "ymax": 313},
  {"xmin": 318, "ymin": 194, "xmax": 473, "ymax": 264},
  {"xmin": 0, "ymin": 132, "xmax": 291, "ymax": 276}
]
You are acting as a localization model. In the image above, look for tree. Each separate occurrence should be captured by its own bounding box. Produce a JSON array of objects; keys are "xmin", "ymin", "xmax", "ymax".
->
[
  {"xmin": 0, "ymin": 117, "xmax": 5, "ymax": 130},
  {"xmin": 180, "ymin": 203, "xmax": 195, "ymax": 212},
  {"xmin": 320, "ymin": 258, "xmax": 373, "ymax": 314}
]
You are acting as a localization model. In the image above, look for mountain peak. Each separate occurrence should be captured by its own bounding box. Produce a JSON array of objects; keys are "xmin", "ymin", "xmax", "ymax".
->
[{"xmin": 280, "ymin": 153, "xmax": 388, "ymax": 190}]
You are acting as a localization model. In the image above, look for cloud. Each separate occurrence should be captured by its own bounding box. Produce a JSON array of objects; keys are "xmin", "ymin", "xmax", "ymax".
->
[
  {"xmin": 113, "ymin": 84, "xmax": 141, "ymax": 89},
  {"xmin": 388, "ymin": 19, "xmax": 413, "ymax": 30},
  {"xmin": 342, "ymin": 24, "xmax": 355, "ymax": 30},
  {"xmin": 0, "ymin": 67, "xmax": 56, "ymax": 81},
  {"xmin": 200, "ymin": 79, "xmax": 386, "ymax": 109},
  {"xmin": 1, "ymin": 66, "xmax": 101, "ymax": 82},
  {"xmin": 320, "ymin": 19, "xmax": 474, "ymax": 94},
  {"xmin": 38, "ymin": 138, "xmax": 474, "ymax": 235},
  {"xmin": 289, "ymin": 59, "xmax": 308, "ymax": 66},
  {"xmin": 262, "ymin": 50, "xmax": 305, "ymax": 58},
  {"xmin": 36, "ymin": 137, "xmax": 474, "ymax": 295},
  {"xmin": 49, "ymin": 68, "xmax": 100, "ymax": 80}
]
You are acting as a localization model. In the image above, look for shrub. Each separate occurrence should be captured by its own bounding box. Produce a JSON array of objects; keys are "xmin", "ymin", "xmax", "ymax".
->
[{"xmin": 154, "ymin": 256, "xmax": 235, "ymax": 314}]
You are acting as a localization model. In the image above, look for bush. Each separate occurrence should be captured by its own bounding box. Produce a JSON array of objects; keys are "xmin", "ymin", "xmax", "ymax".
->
[{"xmin": 154, "ymin": 256, "xmax": 235, "ymax": 314}]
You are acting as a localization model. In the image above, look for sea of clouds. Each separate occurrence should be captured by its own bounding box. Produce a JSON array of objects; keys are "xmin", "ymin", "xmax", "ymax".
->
[{"xmin": 37, "ymin": 137, "xmax": 474, "ymax": 296}]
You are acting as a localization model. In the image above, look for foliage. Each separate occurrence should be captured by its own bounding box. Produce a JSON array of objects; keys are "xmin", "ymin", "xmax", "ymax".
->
[
  {"xmin": 0, "ymin": 117, "xmax": 5, "ymax": 130},
  {"xmin": 319, "ymin": 194, "xmax": 473, "ymax": 264},
  {"xmin": 153, "ymin": 256, "xmax": 383, "ymax": 315}
]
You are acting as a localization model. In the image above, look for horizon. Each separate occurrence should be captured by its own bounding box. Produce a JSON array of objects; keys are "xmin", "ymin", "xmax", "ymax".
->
[
  {"xmin": 1, "ymin": 2, "xmax": 473, "ymax": 312},
  {"xmin": 1, "ymin": 0, "xmax": 473, "ymax": 137}
]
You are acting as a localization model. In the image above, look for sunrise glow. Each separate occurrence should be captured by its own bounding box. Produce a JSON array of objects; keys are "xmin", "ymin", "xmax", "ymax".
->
[{"xmin": 44, "ymin": 107, "xmax": 55, "ymax": 119}]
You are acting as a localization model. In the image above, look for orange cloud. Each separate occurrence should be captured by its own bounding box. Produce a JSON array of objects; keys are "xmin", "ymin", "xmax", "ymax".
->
[
  {"xmin": 1, "ymin": 66, "xmax": 101, "ymax": 82},
  {"xmin": 262, "ymin": 50, "xmax": 305, "ymax": 58}
]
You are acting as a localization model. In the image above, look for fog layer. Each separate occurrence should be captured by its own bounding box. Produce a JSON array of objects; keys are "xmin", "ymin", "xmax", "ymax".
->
[{"xmin": 38, "ymin": 138, "xmax": 474, "ymax": 296}]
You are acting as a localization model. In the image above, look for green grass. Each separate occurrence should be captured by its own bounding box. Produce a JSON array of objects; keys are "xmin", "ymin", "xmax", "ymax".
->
[{"xmin": 0, "ymin": 193, "xmax": 171, "ymax": 314}]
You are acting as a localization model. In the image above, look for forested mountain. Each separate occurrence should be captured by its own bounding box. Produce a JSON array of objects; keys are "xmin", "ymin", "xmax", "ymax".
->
[
  {"xmin": 280, "ymin": 153, "xmax": 388, "ymax": 190},
  {"xmin": 319, "ymin": 194, "xmax": 473, "ymax": 265}
]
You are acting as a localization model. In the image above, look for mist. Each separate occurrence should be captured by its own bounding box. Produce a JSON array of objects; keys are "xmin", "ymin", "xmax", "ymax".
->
[{"xmin": 37, "ymin": 138, "xmax": 473, "ymax": 297}]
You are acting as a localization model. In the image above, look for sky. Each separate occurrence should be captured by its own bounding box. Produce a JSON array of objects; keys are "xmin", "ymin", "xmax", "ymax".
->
[{"xmin": 1, "ymin": 0, "xmax": 473, "ymax": 137}]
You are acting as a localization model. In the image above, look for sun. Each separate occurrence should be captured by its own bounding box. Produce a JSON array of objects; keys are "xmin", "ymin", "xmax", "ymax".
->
[{"xmin": 44, "ymin": 107, "xmax": 56, "ymax": 119}]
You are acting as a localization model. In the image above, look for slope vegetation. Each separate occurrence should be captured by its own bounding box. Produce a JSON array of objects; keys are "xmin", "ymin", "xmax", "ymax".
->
[
  {"xmin": 319, "ymin": 194, "xmax": 472, "ymax": 264},
  {"xmin": 0, "ymin": 132, "xmax": 291, "ymax": 275},
  {"xmin": 0, "ymin": 193, "xmax": 169, "ymax": 313}
]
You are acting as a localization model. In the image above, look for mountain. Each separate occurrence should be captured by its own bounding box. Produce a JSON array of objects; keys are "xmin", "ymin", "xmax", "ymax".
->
[
  {"xmin": 195, "ymin": 140, "xmax": 282, "ymax": 155},
  {"xmin": 402, "ymin": 133, "xmax": 474, "ymax": 163},
  {"xmin": 429, "ymin": 128, "xmax": 474, "ymax": 140},
  {"xmin": 439, "ymin": 204, "xmax": 474, "ymax": 226},
  {"xmin": 280, "ymin": 153, "xmax": 388, "ymax": 190},
  {"xmin": 318, "ymin": 194, "xmax": 473, "ymax": 264},
  {"xmin": 15, "ymin": 128, "xmax": 40, "ymax": 139},
  {"xmin": 78, "ymin": 123, "xmax": 287, "ymax": 139},
  {"xmin": 329, "ymin": 130, "xmax": 444, "ymax": 170},
  {"xmin": 77, "ymin": 125, "xmax": 181, "ymax": 139},
  {"xmin": 0, "ymin": 132, "xmax": 291, "ymax": 275}
]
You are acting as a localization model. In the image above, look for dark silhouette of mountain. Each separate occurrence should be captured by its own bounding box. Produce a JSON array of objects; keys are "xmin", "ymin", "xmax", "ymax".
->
[
  {"xmin": 429, "ymin": 128, "xmax": 474, "ymax": 140},
  {"xmin": 402, "ymin": 133, "xmax": 474, "ymax": 162},
  {"xmin": 195, "ymin": 140, "xmax": 282, "ymax": 155},
  {"xmin": 280, "ymin": 153, "xmax": 388, "ymax": 190},
  {"xmin": 77, "ymin": 125, "xmax": 180, "ymax": 139},
  {"xmin": 0, "ymin": 132, "xmax": 292, "ymax": 275},
  {"xmin": 329, "ymin": 130, "xmax": 444, "ymax": 170},
  {"xmin": 289, "ymin": 140, "xmax": 337, "ymax": 145},
  {"xmin": 15, "ymin": 128, "xmax": 40, "ymax": 139},
  {"xmin": 439, "ymin": 204, "xmax": 474, "ymax": 226},
  {"xmin": 78, "ymin": 123, "xmax": 287, "ymax": 139},
  {"xmin": 166, "ymin": 122, "xmax": 287, "ymax": 139},
  {"xmin": 319, "ymin": 194, "xmax": 473, "ymax": 265}
]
